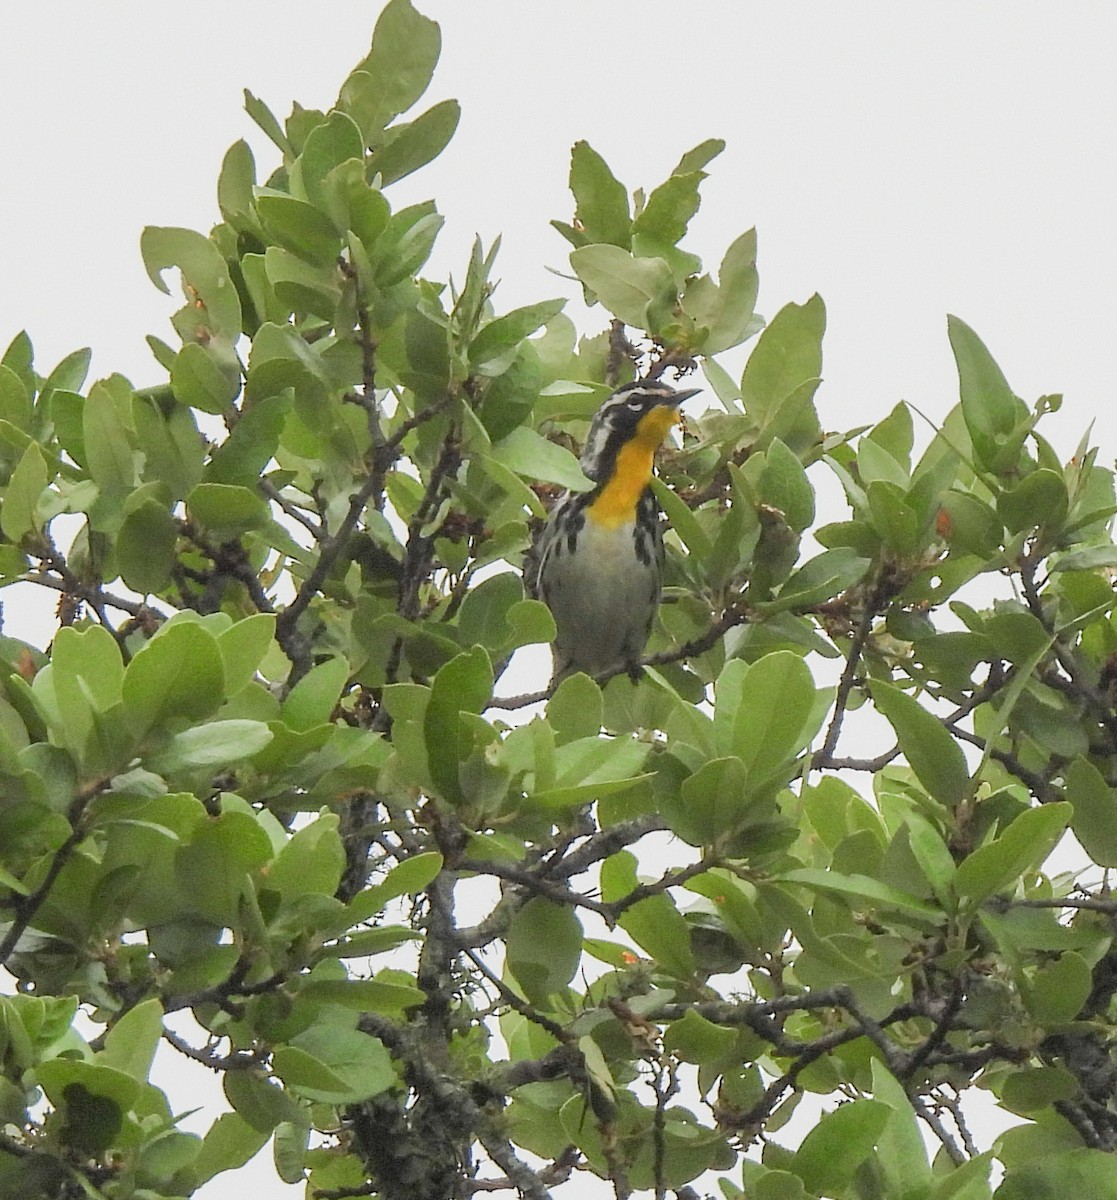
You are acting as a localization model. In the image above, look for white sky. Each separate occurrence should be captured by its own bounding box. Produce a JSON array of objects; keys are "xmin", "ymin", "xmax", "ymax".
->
[{"xmin": 2, "ymin": 3, "xmax": 1115, "ymax": 1194}]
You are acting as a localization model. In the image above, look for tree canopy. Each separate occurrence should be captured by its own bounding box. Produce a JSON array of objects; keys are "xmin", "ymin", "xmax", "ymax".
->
[{"xmin": 3, "ymin": 3, "xmax": 1117, "ymax": 1199}]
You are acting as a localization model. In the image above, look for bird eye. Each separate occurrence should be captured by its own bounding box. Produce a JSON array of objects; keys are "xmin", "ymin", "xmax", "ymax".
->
[{"xmin": 626, "ymin": 396, "xmax": 645, "ymax": 410}]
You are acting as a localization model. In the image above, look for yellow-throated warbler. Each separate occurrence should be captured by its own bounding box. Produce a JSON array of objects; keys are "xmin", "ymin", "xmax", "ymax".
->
[{"xmin": 535, "ymin": 380, "xmax": 700, "ymax": 683}]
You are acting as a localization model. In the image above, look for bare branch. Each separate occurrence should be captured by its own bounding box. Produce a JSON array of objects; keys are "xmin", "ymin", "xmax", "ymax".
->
[{"xmin": 816, "ymin": 578, "xmax": 881, "ymax": 763}]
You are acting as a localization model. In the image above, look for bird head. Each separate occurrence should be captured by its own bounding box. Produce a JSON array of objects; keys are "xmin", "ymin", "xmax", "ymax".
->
[{"xmin": 579, "ymin": 380, "xmax": 701, "ymax": 483}]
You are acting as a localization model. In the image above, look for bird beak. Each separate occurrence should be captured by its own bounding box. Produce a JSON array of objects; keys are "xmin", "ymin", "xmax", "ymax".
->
[{"xmin": 667, "ymin": 387, "xmax": 701, "ymax": 407}]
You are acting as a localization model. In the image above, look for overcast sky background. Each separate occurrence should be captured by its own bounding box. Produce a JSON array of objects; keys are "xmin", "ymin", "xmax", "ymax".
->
[
  {"xmin": 2, "ymin": 3, "xmax": 1116, "ymax": 1194},
  {"xmin": 3, "ymin": 3, "xmax": 1116, "ymax": 648}
]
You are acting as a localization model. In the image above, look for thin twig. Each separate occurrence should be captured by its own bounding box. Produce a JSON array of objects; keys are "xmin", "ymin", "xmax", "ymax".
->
[
  {"xmin": 608, "ymin": 858, "xmax": 718, "ymax": 917},
  {"xmin": 817, "ymin": 580, "xmax": 881, "ymax": 762},
  {"xmin": 461, "ymin": 943, "xmax": 571, "ymax": 1043},
  {"xmin": 459, "ymin": 858, "xmax": 613, "ymax": 921},
  {"xmin": 23, "ymin": 571, "xmax": 147, "ymax": 618},
  {"xmin": 260, "ymin": 478, "xmax": 323, "ymax": 540},
  {"xmin": 489, "ymin": 607, "xmax": 747, "ymax": 710},
  {"xmin": 161, "ymin": 1028, "xmax": 260, "ymax": 1071},
  {"xmin": 0, "ymin": 777, "xmax": 111, "ymax": 967},
  {"xmin": 909, "ymin": 1091, "xmax": 967, "ymax": 1166}
]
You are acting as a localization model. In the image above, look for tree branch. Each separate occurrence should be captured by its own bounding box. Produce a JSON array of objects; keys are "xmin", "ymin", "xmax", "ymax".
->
[
  {"xmin": 489, "ymin": 608, "xmax": 746, "ymax": 711},
  {"xmin": 0, "ymin": 777, "xmax": 111, "ymax": 968},
  {"xmin": 817, "ymin": 577, "xmax": 882, "ymax": 763}
]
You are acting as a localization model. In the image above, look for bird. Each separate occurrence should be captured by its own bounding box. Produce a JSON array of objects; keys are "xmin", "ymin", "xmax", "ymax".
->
[{"xmin": 534, "ymin": 379, "xmax": 700, "ymax": 684}]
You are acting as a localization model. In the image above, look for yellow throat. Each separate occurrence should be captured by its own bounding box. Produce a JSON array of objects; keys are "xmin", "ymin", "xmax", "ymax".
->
[{"xmin": 585, "ymin": 406, "xmax": 680, "ymax": 529}]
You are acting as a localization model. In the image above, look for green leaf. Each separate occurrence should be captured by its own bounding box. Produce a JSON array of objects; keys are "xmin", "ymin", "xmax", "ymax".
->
[
  {"xmin": 948, "ymin": 314, "xmax": 1023, "ymax": 470},
  {"xmin": 760, "ymin": 439, "xmax": 815, "ymax": 532},
  {"xmin": 868, "ymin": 679, "xmax": 970, "ymax": 807},
  {"xmin": 569, "ymin": 244, "xmax": 675, "ymax": 328},
  {"xmin": 264, "ymin": 245, "xmax": 343, "ymax": 319},
  {"xmin": 133, "ymin": 392, "xmax": 205, "ymax": 499},
  {"xmin": 35, "ymin": 1061, "xmax": 139, "ymax": 1154},
  {"xmin": 140, "ymin": 226, "xmax": 242, "ymax": 339},
  {"xmin": 192, "ymin": 1111, "xmax": 271, "ymax": 1186},
  {"xmin": 373, "ymin": 204, "xmax": 444, "ymax": 287},
  {"xmin": 300, "ymin": 977, "xmax": 426, "ymax": 1013},
  {"xmin": 147, "ymin": 720, "xmax": 274, "ymax": 771},
  {"xmin": 455, "ymin": 574, "xmax": 523, "ymax": 649},
  {"xmin": 649, "ymin": 474, "xmax": 711, "ymax": 558},
  {"xmin": 470, "ymin": 299, "xmax": 565, "ymax": 371},
  {"xmin": 117, "ymin": 498, "xmax": 177, "ymax": 593},
  {"xmin": 506, "ymin": 897, "xmax": 583, "ymax": 1004},
  {"xmin": 35, "ymin": 1059, "xmax": 138, "ymax": 1112},
  {"xmin": 0, "ymin": 363, "xmax": 32, "ymax": 433},
  {"xmin": 1051, "ymin": 544, "xmax": 1117, "ymax": 573},
  {"xmin": 187, "ymin": 481, "xmax": 270, "ymax": 537},
  {"xmin": 256, "ymin": 192, "xmax": 343, "ymax": 268},
  {"xmin": 349, "ymin": 851, "xmax": 445, "ymax": 922},
  {"xmin": 763, "ymin": 547, "xmax": 871, "ymax": 613},
  {"xmin": 218, "ymin": 138, "xmax": 258, "ymax": 226},
  {"xmin": 489, "ymin": 426, "xmax": 591, "ymax": 491},
  {"xmin": 281, "ymin": 658, "xmax": 349, "ymax": 731},
  {"xmin": 272, "ymin": 1038, "xmax": 391, "ymax": 1106},
  {"xmin": 100, "ymin": 998, "xmax": 163, "ymax": 1083},
  {"xmin": 663, "ymin": 1009, "xmax": 737, "ymax": 1065},
  {"xmin": 297, "ymin": 111, "xmax": 364, "ymax": 206},
  {"xmin": 424, "ymin": 646, "xmax": 493, "ymax": 803},
  {"xmin": 633, "ymin": 171, "xmax": 703, "ymax": 247},
  {"xmin": 546, "ymin": 673, "xmax": 604, "ymax": 744},
  {"xmin": 224, "ymin": 1070, "xmax": 306, "ymax": 1135},
  {"xmin": 340, "ymin": 0, "xmax": 442, "ymax": 133},
  {"xmin": 790, "ymin": 1099, "xmax": 891, "ymax": 1195},
  {"xmin": 273, "ymin": 1120, "xmax": 311, "ymax": 1184},
  {"xmin": 665, "ymin": 756, "xmax": 751, "ymax": 846},
  {"xmin": 1023, "ymin": 951, "xmax": 1092, "ymax": 1025},
  {"xmin": 372, "ymin": 98, "xmax": 461, "ymax": 185},
  {"xmin": 122, "ymin": 621, "xmax": 226, "ymax": 737},
  {"xmin": 673, "ymin": 138, "xmax": 726, "ymax": 175},
  {"xmin": 1065, "ymin": 758, "xmax": 1117, "ymax": 867},
  {"xmin": 268, "ymin": 814, "xmax": 345, "ymax": 900},
  {"xmin": 243, "ymin": 91, "xmax": 292, "ymax": 156},
  {"xmin": 741, "ymin": 295, "xmax": 824, "ymax": 441},
  {"xmin": 569, "ymin": 140, "xmax": 630, "ymax": 247},
  {"xmin": 205, "ymin": 393, "xmax": 289, "ymax": 487},
  {"xmin": 983, "ymin": 611, "xmax": 1050, "ymax": 664},
  {"xmin": 905, "ymin": 813, "xmax": 958, "ymax": 909},
  {"xmin": 718, "ymin": 651, "xmax": 817, "ymax": 789},
  {"xmin": 536, "ymin": 734, "xmax": 650, "ymax": 796},
  {"xmin": 571, "ymin": 242, "xmax": 676, "ymax": 328},
  {"xmin": 601, "ymin": 850, "xmax": 695, "ymax": 979},
  {"xmin": 216, "ymin": 615, "xmax": 276, "ymax": 695},
  {"xmin": 999, "ymin": 1066, "xmax": 1078, "ymax": 1115},
  {"xmin": 956, "ymin": 802, "xmax": 1072, "ymax": 905},
  {"xmin": 138, "ymin": 1131, "xmax": 203, "ymax": 1186},
  {"xmin": 869, "ymin": 402, "xmax": 915, "ymax": 466},
  {"xmin": 996, "ymin": 1149, "xmax": 1117, "ymax": 1200},
  {"xmin": 171, "ymin": 342, "xmax": 240, "ymax": 414},
  {"xmin": 703, "ymin": 228, "xmax": 760, "ymax": 354},
  {"xmin": 176, "ymin": 811, "xmax": 273, "ymax": 925},
  {"xmin": 866, "ymin": 479, "xmax": 924, "ymax": 554},
  {"xmin": 939, "ymin": 490, "xmax": 1004, "ymax": 557},
  {"xmin": 83, "ymin": 378, "xmax": 136, "ymax": 491},
  {"xmin": 0, "ymin": 441, "xmax": 48, "ymax": 540},
  {"xmin": 857, "ymin": 436, "xmax": 910, "ymax": 488},
  {"xmin": 50, "ymin": 624, "xmax": 124, "ymax": 724},
  {"xmin": 999, "ymin": 469, "xmax": 1069, "ymax": 534},
  {"xmin": 779, "ymin": 867, "xmax": 940, "ymax": 923},
  {"xmin": 868, "ymin": 1061, "xmax": 931, "ymax": 1200}
]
